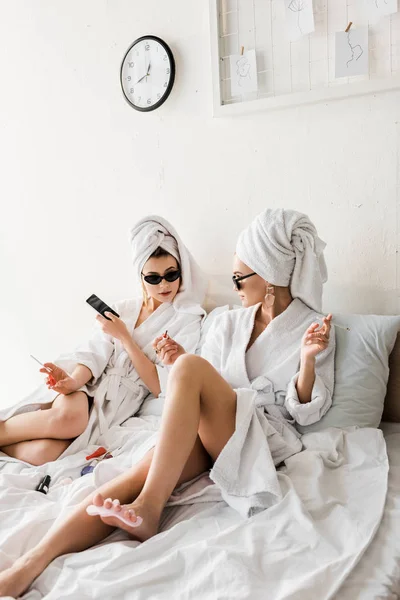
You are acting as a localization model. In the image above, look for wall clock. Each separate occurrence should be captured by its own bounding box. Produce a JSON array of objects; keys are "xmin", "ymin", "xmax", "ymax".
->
[{"xmin": 120, "ymin": 35, "xmax": 175, "ymax": 112}]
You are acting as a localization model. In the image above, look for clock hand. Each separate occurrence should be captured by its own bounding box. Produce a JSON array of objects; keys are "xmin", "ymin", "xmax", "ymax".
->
[
  {"xmin": 133, "ymin": 62, "xmax": 151, "ymax": 87},
  {"xmin": 132, "ymin": 61, "xmax": 151, "ymax": 87},
  {"xmin": 134, "ymin": 73, "xmax": 148, "ymax": 85}
]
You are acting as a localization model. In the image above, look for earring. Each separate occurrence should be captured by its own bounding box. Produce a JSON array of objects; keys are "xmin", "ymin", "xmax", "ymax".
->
[
  {"xmin": 142, "ymin": 281, "xmax": 149, "ymax": 307},
  {"xmin": 264, "ymin": 285, "xmax": 275, "ymax": 308}
]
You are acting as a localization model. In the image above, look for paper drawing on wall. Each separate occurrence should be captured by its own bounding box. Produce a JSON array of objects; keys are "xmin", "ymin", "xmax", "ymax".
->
[
  {"xmin": 335, "ymin": 28, "xmax": 369, "ymax": 78},
  {"xmin": 289, "ymin": 0, "xmax": 306, "ymax": 33},
  {"xmin": 229, "ymin": 49, "xmax": 258, "ymax": 97},
  {"xmin": 284, "ymin": 0, "xmax": 315, "ymax": 42},
  {"xmin": 366, "ymin": 0, "xmax": 397, "ymax": 21}
]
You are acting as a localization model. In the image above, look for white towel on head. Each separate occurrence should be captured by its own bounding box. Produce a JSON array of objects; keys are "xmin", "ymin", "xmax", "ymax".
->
[
  {"xmin": 130, "ymin": 215, "xmax": 207, "ymax": 315},
  {"xmin": 236, "ymin": 208, "xmax": 327, "ymax": 312}
]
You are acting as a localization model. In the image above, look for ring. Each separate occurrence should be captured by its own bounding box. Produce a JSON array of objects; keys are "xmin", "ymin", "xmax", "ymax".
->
[{"xmin": 155, "ymin": 349, "xmax": 159, "ymax": 354}]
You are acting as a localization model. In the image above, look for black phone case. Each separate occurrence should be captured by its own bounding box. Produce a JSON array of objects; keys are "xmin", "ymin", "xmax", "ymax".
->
[{"xmin": 86, "ymin": 294, "xmax": 120, "ymax": 320}]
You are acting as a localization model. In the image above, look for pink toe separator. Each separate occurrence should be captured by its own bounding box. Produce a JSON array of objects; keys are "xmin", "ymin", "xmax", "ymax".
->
[{"xmin": 86, "ymin": 504, "xmax": 143, "ymax": 528}]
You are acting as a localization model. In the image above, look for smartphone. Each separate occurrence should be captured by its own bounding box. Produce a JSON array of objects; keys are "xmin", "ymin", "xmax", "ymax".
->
[{"xmin": 86, "ymin": 294, "xmax": 120, "ymax": 321}]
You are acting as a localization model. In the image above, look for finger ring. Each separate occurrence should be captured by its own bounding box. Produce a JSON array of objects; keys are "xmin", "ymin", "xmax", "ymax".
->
[{"xmin": 155, "ymin": 349, "xmax": 159, "ymax": 354}]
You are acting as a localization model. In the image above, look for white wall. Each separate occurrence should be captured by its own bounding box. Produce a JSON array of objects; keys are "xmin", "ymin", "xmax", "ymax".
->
[{"xmin": 0, "ymin": 0, "xmax": 399, "ymax": 408}]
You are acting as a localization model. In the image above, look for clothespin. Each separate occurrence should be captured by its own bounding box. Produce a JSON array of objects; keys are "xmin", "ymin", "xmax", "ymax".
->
[
  {"xmin": 345, "ymin": 22, "xmax": 352, "ymax": 32},
  {"xmin": 240, "ymin": 45, "xmax": 244, "ymax": 56}
]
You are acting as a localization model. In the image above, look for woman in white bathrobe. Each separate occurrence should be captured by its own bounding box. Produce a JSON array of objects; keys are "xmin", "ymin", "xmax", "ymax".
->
[
  {"xmin": 0, "ymin": 216, "xmax": 206, "ymax": 466},
  {"xmin": 0, "ymin": 209, "xmax": 335, "ymax": 599}
]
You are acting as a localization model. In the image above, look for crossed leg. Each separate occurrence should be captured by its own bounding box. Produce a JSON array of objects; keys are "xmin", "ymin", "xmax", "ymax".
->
[
  {"xmin": 0, "ymin": 355, "xmax": 237, "ymax": 598},
  {"xmin": 1, "ymin": 439, "xmax": 72, "ymax": 465},
  {"xmin": 0, "ymin": 392, "xmax": 90, "ymax": 465}
]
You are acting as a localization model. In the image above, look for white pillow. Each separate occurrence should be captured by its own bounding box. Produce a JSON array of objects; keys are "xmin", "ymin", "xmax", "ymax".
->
[{"xmin": 297, "ymin": 314, "xmax": 400, "ymax": 434}]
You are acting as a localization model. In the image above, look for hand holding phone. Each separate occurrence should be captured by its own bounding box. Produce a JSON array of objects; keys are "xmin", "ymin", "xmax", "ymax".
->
[
  {"xmin": 86, "ymin": 294, "xmax": 131, "ymax": 343},
  {"xmin": 86, "ymin": 294, "xmax": 120, "ymax": 321}
]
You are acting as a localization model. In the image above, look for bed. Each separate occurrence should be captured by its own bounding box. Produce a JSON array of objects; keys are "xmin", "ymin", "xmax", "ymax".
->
[
  {"xmin": 335, "ymin": 421, "xmax": 400, "ymax": 599},
  {"xmin": 0, "ymin": 316, "xmax": 399, "ymax": 599}
]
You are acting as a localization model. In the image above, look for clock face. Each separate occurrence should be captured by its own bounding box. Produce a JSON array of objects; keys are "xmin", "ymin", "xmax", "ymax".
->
[{"xmin": 120, "ymin": 36, "xmax": 175, "ymax": 112}]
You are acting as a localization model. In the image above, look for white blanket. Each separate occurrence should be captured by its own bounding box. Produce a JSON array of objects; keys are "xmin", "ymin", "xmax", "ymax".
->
[
  {"xmin": 0, "ymin": 425, "xmax": 388, "ymax": 599},
  {"xmin": 333, "ymin": 422, "xmax": 400, "ymax": 599}
]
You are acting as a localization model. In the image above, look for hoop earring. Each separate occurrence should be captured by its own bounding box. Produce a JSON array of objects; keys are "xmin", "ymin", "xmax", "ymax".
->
[{"xmin": 264, "ymin": 285, "xmax": 275, "ymax": 308}]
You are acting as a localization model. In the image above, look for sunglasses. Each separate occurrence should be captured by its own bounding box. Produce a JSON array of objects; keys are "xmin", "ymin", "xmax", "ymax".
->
[
  {"xmin": 142, "ymin": 269, "xmax": 181, "ymax": 286},
  {"xmin": 232, "ymin": 272, "xmax": 257, "ymax": 291}
]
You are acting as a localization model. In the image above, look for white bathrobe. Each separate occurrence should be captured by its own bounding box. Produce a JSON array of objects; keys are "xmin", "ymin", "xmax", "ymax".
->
[
  {"xmin": 201, "ymin": 298, "xmax": 335, "ymax": 517},
  {"xmin": 0, "ymin": 297, "xmax": 203, "ymax": 459}
]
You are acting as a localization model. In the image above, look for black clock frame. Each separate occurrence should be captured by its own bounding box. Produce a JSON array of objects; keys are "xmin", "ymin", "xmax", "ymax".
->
[{"xmin": 120, "ymin": 35, "xmax": 176, "ymax": 112}]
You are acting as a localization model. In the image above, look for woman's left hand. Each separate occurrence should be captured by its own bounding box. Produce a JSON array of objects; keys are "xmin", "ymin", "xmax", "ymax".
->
[
  {"xmin": 301, "ymin": 314, "xmax": 332, "ymax": 361},
  {"xmin": 96, "ymin": 312, "xmax": 130, "ymax": 342}
]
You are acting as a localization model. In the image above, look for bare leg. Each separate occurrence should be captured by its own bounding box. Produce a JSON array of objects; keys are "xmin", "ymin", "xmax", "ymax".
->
[
  {"xmin": 104, "ymin": 355, "xmax": 236, "ymax": 537},
  {"xmin": 1, "ymin": 438, "xmax": 72, "ymax": 465},
  {"xmin": 0, "ymin": 437, "xmax": 210, "ymax": 598},
  {"xmin": 0, "ymin": 392, "xmax": 89, "ymax": 447},
  {"xmin": 0, "ymin": 355, "xmax": 235, "ymax": 597}
]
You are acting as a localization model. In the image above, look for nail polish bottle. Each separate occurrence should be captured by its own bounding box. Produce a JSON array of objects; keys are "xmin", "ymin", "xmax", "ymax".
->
[{"xmin": 36, "ymin": 474, "xmax": 51, "ymax": 494}]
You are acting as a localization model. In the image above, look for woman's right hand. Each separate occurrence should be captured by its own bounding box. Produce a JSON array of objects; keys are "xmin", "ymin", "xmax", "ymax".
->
[
  {"xmin": 39, "ymin": 362, "xmax": 80, "ymax": 395},
  {"xmin": 152, "ymin": 335, "xmax": 186, "ymax": 366}
]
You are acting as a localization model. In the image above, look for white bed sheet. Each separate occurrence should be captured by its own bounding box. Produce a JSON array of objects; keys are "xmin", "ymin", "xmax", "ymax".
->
[
  {"xmin": 0, "ymin": 423, "xmax": 392, "ymax": 600},
  {"xmin": 332, "ymin": 421, "xmax": 400, "ymax": 599}
]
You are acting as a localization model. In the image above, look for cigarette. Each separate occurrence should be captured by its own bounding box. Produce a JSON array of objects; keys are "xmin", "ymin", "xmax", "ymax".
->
[
  {"xmin": 316, "ymin": 321, "xmax": 350, "ymax": 331},
  {"xmin": 30, "ymin": 355, "xmax": 53, "ymax": 373}
]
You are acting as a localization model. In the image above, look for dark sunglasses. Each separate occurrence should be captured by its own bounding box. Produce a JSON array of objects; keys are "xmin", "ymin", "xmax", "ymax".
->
[
  {"xmin": 232, "ymin": 272, "xmax": 257, "ymax": 291},
  {"xmin": 142, "ymin": 269, "xmax": 181, "ymax": 286}
]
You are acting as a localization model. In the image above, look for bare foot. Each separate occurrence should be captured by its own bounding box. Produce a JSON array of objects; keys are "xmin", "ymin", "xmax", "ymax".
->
[
  {"xmin": 90, "ymin": 493, "xmax": 161, "ymax": 541},
  {"xmin": 0, "ymin": 552, "xmax": 47, "ymax": 598}
]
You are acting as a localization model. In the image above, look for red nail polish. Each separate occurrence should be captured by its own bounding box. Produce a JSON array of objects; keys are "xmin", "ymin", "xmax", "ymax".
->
[{"xmin": 86, "ymin": 446, "xmax": 108, "ymax": 461}]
